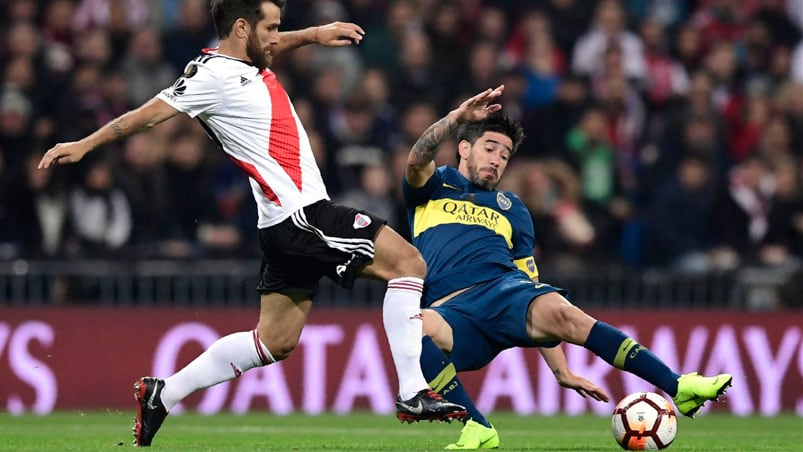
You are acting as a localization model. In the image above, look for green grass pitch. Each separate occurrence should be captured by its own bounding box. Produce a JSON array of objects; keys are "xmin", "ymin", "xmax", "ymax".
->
[{"xmin": 0, "ymin": 411, "xmax": 800, "ymax": 450}]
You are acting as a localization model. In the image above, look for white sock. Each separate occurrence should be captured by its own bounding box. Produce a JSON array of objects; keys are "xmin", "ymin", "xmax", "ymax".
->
[
  {"xmin": 160, "ymin": 329, "xmax": 275, "ymax": 410},
  {"xmin": 383, "ymin": 277, "xmax": 428, "ymax": 400}
]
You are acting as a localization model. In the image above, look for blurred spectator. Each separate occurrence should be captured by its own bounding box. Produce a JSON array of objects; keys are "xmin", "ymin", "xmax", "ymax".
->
[
  {"xmin": 541, "ymin": 0, "xmax": 593, "ymax": 57},
  {"xmin": 773, "ymin": 81, "xmax": 803, "ymax": 151},
  {"xmin": 0, "ymin": 87, "xmax": 34, "ymax": 168},
  {"xmin": 640, "ymin": 18, "xmax": 690, "ymax": 109},
  {"xmin": 646, "ymin": 112, "xmax": 728, "ymax": 197},
  {"xmin": 308, "ymin": 0, "xmax": 364, "ymax": 95},
  {"xmin": 358, "ymin": 68, "xmax": 401, "ymax": 148},
  {"xmin": 518, "ymin": 10, "xmax": 566, "ymax": 111},
  {"xmin": 0, "ymin": 152, "xmax": 69, "ymax": 258},
  {"xmin": 424, "ymin": 1, "xmax": 467, "ymax": 103},
  {"xmin": 51, "ymin": 63, "xmax": 106, "ymax": 142},
  {"xmin": 389, "ymin": 31, "xmax": 440, "ymax": 111},
  {"xmin": 115, "ymin": 131, "xmax": 168, "ymax": 255},
  {"xmin": 643, "ymin": 153, "xmax": 718, "ymax": 271},
  {"xmin": 334, "ymin": 162, "xmax": 399, "ymax": 230},
  {"xmin": 162, "ymin": 0, "xmax": 216, "ymax": 74},
  {"xmin": 327, "ymin": 92, "xmax": 394, "ymax": 191},
  {"xmin": 672, "ymin": 23, "xmax": 705, "ymax": 74},
  {"xmin": 41, "ymin": 0, "xmax": 75, "ymax": 46},
  {"xmin": 572, "ymin": 0, "xmax": 647, "ymax": 81},
  {"xmin": 69, "ymin": 155, "xmax": 132, "ymax": 256},
  {"xmin": 504, "ymin": 158, "xmax": 595, "ymax": 273},
  {"xmin": 161, "ymin": 129, "xmax": 218, "ymax": 258},
  {"xmin": 692, "ymin": 0, "xmax": 747, "ymax": 45},
  {"xmin": 3, "ymin": 0, "xmax": 38, "ymax": 25},
  {"xmin": 565, "ymin": 105, "xmax": 633, "ymax": 261},
  {"xmin": 474, "ymin": 4, "xmax": 508, "ymax": 47},
  {"xmin": 359, "ymin": 0, "xmax": 421, "ymax": 74},
  {"xmin": 72, "ymin": 0, "xmax": 149, "ymax": 65},
  {"xmin": 121, "ymin": 27, "xmax": 177, "ymax": 106},
  {"xmin": 751, "ymin": 0, "xmax": 801, "ymax": 48},
  {"xmin": 761, "ymin": 155, "xmax": 803, "ymax": 264},
  {"xmin": 523, "ymin": 74, "xmax": 591, "ymax": 158},
  {"xmin": 454, "ymin": 39, "xmax": 503, "ymax": 103},
  {"xmin": 566, "ymin": 106, "xmax": 617, "ymax": 207},
  {"xmin": 398, "ymin": 101, "xmax": 439, "ymax": 149},
  {"xmin": 72, "ymin": 0, "xmax": 149, "ymax": 31},
  {"xmin": 625, "ymin": 0, "xmax": 688, "ymax": 29},
  {"xmin": 715, "ymin": 153, "xmax": 775, "ymax": 264}
]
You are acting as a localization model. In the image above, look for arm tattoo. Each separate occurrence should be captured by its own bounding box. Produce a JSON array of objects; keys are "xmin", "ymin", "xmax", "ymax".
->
[
  {"xmin": 411, "ymin": 117, "xmax": 458, "ymax": 165},
  {"xmin": 552, "ymin": 368, "xmax": 562, "ymax": 379},
  {"xmin": 110, "ymin": 119, "xmax": 126, "ymax": 140}
]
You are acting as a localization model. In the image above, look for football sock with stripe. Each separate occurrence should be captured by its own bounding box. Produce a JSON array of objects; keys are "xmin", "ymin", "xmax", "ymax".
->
[
  {"xmin": 584, "ymin": 321, "xmax": 680, "ymax": 397},
  {"xmin": 383, "ymin": 277, "xmax": 429, "ymax": 400},
  {"xmin": 420, "ymin": 336, "xmax": 491, "ymax": 427},
  {"xmin": 160, "ymin": 329, "xmax": 274, "ymax": 410}
]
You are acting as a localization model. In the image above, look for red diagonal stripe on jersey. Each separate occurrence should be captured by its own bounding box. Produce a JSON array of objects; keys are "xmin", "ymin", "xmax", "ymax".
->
[
  {"xmin": 262, "ymin": 70, "xmax": 302, "ymax": 191},
  {"xmin": 226, "ymin": 155, "xmax": 281, "ymax": 206}
]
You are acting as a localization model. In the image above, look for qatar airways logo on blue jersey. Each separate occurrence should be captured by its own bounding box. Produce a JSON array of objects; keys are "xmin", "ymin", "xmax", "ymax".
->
[{"xmin": 441, "ymin": 201, "xmax": 501, "ymax": 227}]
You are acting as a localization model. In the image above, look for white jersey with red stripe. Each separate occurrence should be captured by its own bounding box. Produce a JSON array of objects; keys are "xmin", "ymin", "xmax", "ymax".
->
[{"xmin": 157, "ymin": 49, "xmax": 329, "ymax": 228}]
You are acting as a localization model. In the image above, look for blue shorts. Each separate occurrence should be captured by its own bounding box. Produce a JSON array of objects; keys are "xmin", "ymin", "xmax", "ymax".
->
[{"xmin": 430, "ymin": 272, "xmax": 567, "ymax": 372}]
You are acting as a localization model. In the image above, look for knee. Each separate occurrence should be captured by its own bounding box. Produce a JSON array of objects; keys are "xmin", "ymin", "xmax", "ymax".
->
[
  {"xmin": 391, "ymin": 244, "xmax": 427, "ymax": 279},
  {"xmin": 541, "ymin": 297, "xmax": 594, "ymax": 344},
  {"xmin": 255, "ymin": 325, "xmax": 299, "ymax": 362}
]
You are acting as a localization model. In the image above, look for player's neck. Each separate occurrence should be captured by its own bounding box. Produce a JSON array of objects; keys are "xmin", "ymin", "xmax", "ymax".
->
[{"xmin": 216, "ymin": 40, "xmax": 250, "ymax": 63}]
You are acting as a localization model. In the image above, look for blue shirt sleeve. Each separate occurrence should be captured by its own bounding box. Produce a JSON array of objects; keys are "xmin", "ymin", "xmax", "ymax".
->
[{"xmin": 403, "ymin": 167, "xmax": 444, "ymax": 207}]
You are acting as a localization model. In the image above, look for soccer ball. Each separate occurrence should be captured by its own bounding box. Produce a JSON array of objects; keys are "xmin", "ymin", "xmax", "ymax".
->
[{"xmin": 611, "ymin": 392, "xmax": 677, "ymax": 450}]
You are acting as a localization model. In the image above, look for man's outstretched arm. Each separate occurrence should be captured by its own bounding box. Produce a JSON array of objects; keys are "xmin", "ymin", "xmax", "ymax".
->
[
  {"xmin": 274, "ymin": 21, "xmax": 364, "ymax": 56},
  {"xmin": 405, "ymin": 85, "xmax": 505, "ymax": 188},
  {"xmin": 539, "ymin": 345, "xmax": 611, "ymax": 402},
  {"xmin": 38, "ymin": 97, "xmax": 180, "ymax": 169}
]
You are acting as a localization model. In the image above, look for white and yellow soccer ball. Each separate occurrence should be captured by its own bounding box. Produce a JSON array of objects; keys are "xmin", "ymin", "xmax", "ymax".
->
[{"xmin": 611, "ymin": 392, "xmax": 678, "ymax": 450}]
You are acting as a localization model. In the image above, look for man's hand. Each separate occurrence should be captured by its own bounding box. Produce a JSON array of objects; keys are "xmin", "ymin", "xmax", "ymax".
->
[
  {"xmin": 450, "ymin": 84, "xmax": 505, "ymax": 124},
  {"xmin": 555, "ymin": 370, "xmax": 611, "ymax": 402},
  {"xmin": 314, "ymin": 22, "xmax": 365, "ymax": 47},
  {"xmin": 38, "ymin": 141, "xmax": 92, "ymax": 169}
]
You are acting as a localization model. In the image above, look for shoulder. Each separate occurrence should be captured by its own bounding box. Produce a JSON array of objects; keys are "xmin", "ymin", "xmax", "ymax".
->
[
  {"xmin": 499, "ymin": 190, "xmax": 525, "ymax": 209},
  {"xmin": 497, "ymin": 190, "xmax": 532, "ymax": 223},
  {"xmin": 182, "ymin": 52, "xmax": 251, "ymax": 80}
]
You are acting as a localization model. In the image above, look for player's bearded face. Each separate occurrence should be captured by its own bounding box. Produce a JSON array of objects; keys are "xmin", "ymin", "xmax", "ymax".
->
[
  {"xmin": 466, "ymin": 152, "xmax": 500, "ymax": 191},
  {"xmin": 246, "ymin": 28, "xmax": 271, "ymax": 69}
]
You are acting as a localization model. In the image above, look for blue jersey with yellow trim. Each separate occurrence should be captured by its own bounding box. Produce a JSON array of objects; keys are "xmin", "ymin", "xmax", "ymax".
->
[{"xmin": 403, "ymin": 166, "xmax": 538, "ymax": 305}]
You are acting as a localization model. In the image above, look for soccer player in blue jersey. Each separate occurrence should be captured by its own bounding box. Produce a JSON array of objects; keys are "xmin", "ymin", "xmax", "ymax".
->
[{"xmin": 403, "ymin": 85, "xmax": 733, "ymax": 449}]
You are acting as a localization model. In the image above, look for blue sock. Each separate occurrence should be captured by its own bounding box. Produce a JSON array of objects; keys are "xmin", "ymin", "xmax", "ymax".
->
[
  {"xmin": 584, "ymin": 321, "xmax": 680, "ymax": 396},
  {"xmin": 420, "ymin": 336, "xmax": 490, "ymax": 427}
]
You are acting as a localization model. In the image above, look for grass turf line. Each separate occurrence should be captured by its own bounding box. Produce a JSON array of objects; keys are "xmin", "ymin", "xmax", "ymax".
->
[{"xmin": 0, "ymin": 411, "xmax": 800, "ymax": 450}]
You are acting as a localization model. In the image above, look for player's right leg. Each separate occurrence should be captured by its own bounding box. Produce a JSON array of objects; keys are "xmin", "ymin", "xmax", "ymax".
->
[
  {"xmin": 526, "ymin": 291, "xmax": 732, "ymax": 417},
  {"xmin": 133, "ymin": 292, "xmax": 309, "ymax": 447},
  {"xmin": 361, "ymin": 225, "xmax": 466, "ymax": 423}
]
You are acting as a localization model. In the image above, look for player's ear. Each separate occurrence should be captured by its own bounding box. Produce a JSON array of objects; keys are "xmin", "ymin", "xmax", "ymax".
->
[
  {"xmin": 458, "ymin": 140, "xmax": 470, "ymax": 160},
  {"xmin": 233, "ymin": 18, "xmax": 249, "ymax": 39}
]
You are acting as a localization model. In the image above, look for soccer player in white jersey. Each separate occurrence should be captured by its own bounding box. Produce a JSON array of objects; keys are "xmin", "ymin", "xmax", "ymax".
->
[{"xmin": 38, "ymin": 0, "xmax": 466, "ymax": 447}]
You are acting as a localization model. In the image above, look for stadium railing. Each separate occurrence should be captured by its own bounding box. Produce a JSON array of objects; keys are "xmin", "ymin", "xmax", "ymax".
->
[{"xmin": 0, "ymin": 259, "xmax": 799, "ymax": 310}]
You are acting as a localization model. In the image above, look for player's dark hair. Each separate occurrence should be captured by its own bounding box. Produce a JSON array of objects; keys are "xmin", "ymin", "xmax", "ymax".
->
[
  {"xmin": 455, "ymin": 111, "xmax": 525, "ymax": 160},
  {"xmin": 210, "ymin": 0, "xmax": 286, "ymax": 39}
]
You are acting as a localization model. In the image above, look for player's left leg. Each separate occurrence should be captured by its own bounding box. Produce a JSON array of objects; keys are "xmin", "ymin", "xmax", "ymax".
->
[
  {"xmin": 421, "ymin": 309, "xmax": 498, "ymax": 448},
  {"xmin": 134, "ymin": 291, "xmax": 309, "ymax": 447},
  {"xmin": 526, "ymin": 292, "xmax": 732, "ymax": 417}
]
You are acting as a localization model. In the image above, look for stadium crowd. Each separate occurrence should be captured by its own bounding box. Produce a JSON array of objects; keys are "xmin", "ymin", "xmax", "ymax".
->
[{"xmin": 1, "ymin": 0, "xmax": 803, "ymax": 276}]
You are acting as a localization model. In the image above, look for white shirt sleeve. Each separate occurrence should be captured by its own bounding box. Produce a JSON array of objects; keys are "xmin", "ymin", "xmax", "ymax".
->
[{"xmin": 157, "ymin": 61, "xmax": 222, "ymax": 118}]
